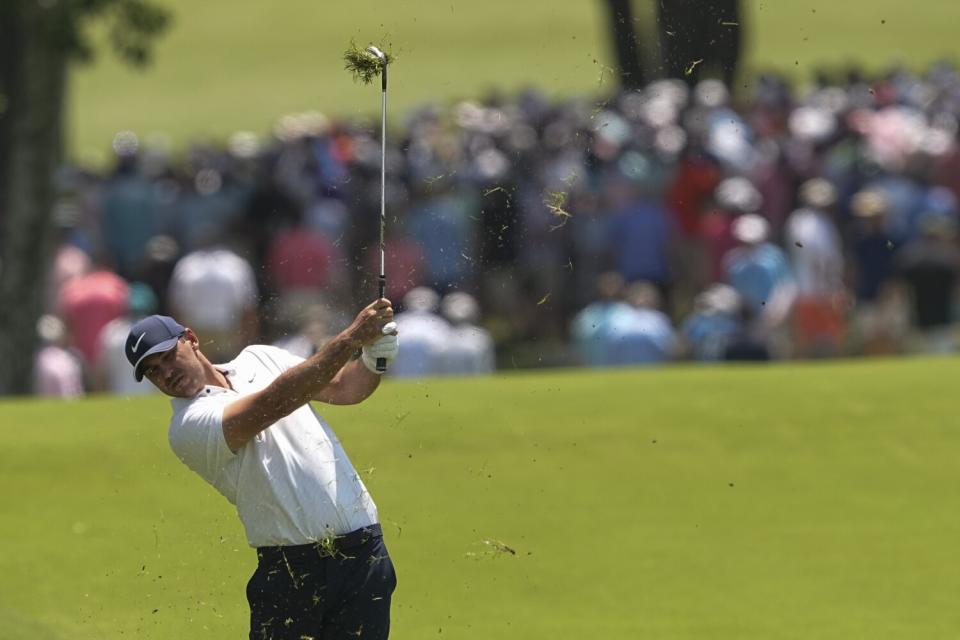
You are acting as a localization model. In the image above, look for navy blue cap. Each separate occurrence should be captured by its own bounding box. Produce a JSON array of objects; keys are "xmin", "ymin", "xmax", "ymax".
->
[{"xmin": 125, "ymin": 315, "xmax": 186, "ymax": 381}]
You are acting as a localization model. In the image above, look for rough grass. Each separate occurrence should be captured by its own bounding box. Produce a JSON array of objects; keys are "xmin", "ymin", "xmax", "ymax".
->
[
  {"xmin": 68, "ymin": 0, "xmax": 960, "ymax": 162},
  {"xmin": 2, "ymin": 357, "xmax": 960, "ymax": 639}
]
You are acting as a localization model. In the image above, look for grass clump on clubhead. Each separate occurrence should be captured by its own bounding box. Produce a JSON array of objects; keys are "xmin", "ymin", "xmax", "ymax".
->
[{"xmin": 343, "ymin": 40, "xmax": 395, "ymax": 84}]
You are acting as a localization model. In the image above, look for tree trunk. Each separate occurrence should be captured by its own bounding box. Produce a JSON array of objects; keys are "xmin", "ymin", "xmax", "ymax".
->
[
  {"xmin": 0, "ymin": 2, "xmax": 68, "ymax": 395},
  {"xmin": 657, "ymin": 0, "xmax": 742, "ymax": 87},
  {"xmin": 603, "ymin": 0, "xmax": 645, "ymax": 90}
]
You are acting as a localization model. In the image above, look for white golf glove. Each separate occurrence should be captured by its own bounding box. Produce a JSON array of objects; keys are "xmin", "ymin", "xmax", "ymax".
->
[{"xmin": 361, "ymin": 332, "xmax": 399, "ymax": 374}]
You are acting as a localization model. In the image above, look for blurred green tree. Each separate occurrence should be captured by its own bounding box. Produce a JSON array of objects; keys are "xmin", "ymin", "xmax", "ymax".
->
[{"xmin": 0, "ymin": 0, "xmax": 169, "ymax": 395}]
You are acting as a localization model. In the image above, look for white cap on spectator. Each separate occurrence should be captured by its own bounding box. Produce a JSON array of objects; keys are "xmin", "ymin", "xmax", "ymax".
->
[
  {"xmin": 403, "ymin": 286, "xmax": 440, "ymax": 313},
  {"xmin": 716, "ymin": 177, "xmax": 762, "ymax": 213},
  {"xmin": 732, "ymin": 214, "xmax": 770, "ymax": 245},
  {"xmin": 441, "ymin": 292, "xmax": 480, "ymax": 325},
  {"xmin": 799, "ymin": 178, "xmax": 837, "ymax": 209}
]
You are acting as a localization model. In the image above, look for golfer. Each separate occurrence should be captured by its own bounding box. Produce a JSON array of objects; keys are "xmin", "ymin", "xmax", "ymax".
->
[{"xmin": 125, "ymin": 298, "xmax": 399, "ymax": 640}]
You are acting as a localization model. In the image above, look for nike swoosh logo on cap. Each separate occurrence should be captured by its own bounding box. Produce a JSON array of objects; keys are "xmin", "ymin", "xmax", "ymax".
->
[{"xmin": 132, "ymin": 332, "xmax": 147, "ymax": 353}]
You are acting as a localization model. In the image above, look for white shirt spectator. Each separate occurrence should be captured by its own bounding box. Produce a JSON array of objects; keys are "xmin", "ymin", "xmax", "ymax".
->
[
  {"xmin": 168, "ymin": 247, "xmax": 258, "ymax": 329},
  {"xmin": 168, "ymin": 246, "xmax": 258, "ymax": 360},
  {"xmin": 390, "ymin": 310, "xmax": 452, "ymax": 378},
  {"xmin": 97, "ymin": 317, "xmax": 156, "ymax": 395},
  {"xmin": 438, "ymin": 291, "xmax": 495, "ymax": 375},
  {"xmin": 784, "ymin": 207, "xmax": 844, "ymax": 296},
  {"xmin": 442, "ymin": 325, "xmax": 495, "ymax": 375}
]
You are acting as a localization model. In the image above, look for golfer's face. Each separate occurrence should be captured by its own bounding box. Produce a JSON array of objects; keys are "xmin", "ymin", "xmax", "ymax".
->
[{"xmin": 141, "ymin": 338, "xmax": 205, "ymax": 398}]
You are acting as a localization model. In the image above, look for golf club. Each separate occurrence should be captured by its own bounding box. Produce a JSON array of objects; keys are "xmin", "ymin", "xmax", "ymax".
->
[{"xmin": 366, "ymin": 45, "xmax": 396, "ymax": 370}]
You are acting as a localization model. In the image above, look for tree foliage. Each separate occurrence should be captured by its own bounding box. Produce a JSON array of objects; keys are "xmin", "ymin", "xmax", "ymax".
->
[{"xmin": 36, "ymin": 0, "xmax": 172, "ymax": 66}]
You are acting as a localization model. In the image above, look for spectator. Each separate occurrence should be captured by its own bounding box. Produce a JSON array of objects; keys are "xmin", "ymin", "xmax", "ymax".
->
[
  {"xmin": 94, "ymin": 282, "xmax": 159, "ymax": 395},
  {"xmin": 665, "ymin": 144, "xmax": 722, "ymax": 300},
  {"xmin": 724, "ymin": 213, "xmax": 796, "ymax": 324},
  {"xmin": 894, "ymin": 215, "xmax": 960, "ymax": 354},
  {"xmin": 34, "ymin": 315, "xmax": 85, "ymax": 398},
  {"xmin": 364, "ymin": 220, "xmax": 427, "ymax": 304},
  {"xmin": 723, "ymin": 213, "xmax": 796, "ymax": 356},
  {"xmin": 439, "ymin": 291, "xmax": 495, "ymax": 375},
  {"xmin": 55, "ymin": 261, "xmax": 129, "ymax": 366},
  {"xmin": 265, "ymin": 211, "xmax": 341, "ymax": 297},
  {"xmin": 608, "ymin": 281, "xmax": 677, "ymax": 365},
  {"xmin": 99, "ymin": 139, "xmax": 163, "ymax": 280},
  {"xmin": 784, "ymin": 179, "xmax": 846, "ymax": 357},
  {"xmin": 604, "ymin": 167, "xmax": 673, "ymax": 297},
  {"xmin": 572, "ymin": 275, "xmax": 676, "ymax": 367},
  {"xmin": 390, "ymin": 287, "xmax": 452, "ymax": 377},
  {"xmin": 407, "ymin": 182, "xmax": 475, "ymax": 291},
  {"xmin": 167, "ymin": 245, "xmax": 259, "ymax": 362},
  {"xmin": 848, "ymin": 189, "xmax": 903, "ymax": 355},
  {"xmin": 571, "ymin": 272, "xmax": 628, "ymax": 367},
  {"xmin": 46, "ymin": 239, "xmax": 92, "ymax": 313},
  {"xmin": 262, "ymin": 206, "xmax": 346, "ymax": 340},
  {"xmin": 702, "ymin": 177, "xmax": 762, "ymax": 284},
  {"xmin": 680, "ymin": 284, "xmax": 744, "ymax": 361}
]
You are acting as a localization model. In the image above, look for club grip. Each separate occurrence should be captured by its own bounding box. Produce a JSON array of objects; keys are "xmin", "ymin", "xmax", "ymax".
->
[{"xmin": 377, "ymin": 276, "xmax": 388, "ymax": 373}]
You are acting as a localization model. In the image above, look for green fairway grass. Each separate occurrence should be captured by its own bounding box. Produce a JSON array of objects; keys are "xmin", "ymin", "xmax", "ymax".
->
[
  {"xmin": 2, "ymin": 357, "xmax": 959, "ymax": 638},
  {"xmin": 68, "ymin": 0, "xmax": 960, "ymax": 162}
]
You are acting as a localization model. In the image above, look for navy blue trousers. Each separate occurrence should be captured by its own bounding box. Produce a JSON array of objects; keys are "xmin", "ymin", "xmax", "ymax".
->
[{"xmin": 247, "ymin": 526, "xmax": 397, "ymax": 640}]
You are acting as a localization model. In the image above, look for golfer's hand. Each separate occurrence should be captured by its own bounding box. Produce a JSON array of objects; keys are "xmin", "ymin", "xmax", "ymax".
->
[
  {"xmin": 348, "ymin": 298, "xmax": 395, "ymax": 346},
  {"xmin": 362, "ymin": 332, "xmax": 399, "ymax": 374}
]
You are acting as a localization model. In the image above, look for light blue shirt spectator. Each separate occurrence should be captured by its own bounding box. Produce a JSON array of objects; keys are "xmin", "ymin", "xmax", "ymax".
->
[
  {"xmin": 682, "ymin": 311, "xmax": 742, "ymax": 361},
  {"xmin": 724, "ymin": 243, "xmax": 793, "ymax": 314},
  {"xmin": 573, "ymin": 302, "xmax": 675, "ymax": 366},
  {"xmin": 603, "ymin": 306, "xmax": 676, "ymax": 365}
]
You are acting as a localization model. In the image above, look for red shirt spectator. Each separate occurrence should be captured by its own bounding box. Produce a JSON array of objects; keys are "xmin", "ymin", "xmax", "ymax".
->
[
  {"xmin": 665, "ymin": 153, "xmax": 721, "ymax": 238},
  {"xmin": 365, "ymin": 235, "xmax": 426, "ymax": 302},
  {"xmin": 266, "ymin": 227, "xmax": 337, "ymax": 291},
  {"xmin": 701, "ymin": 209, "xmax": 739, "ymax": 283},
  {"xmin": 56, "ymin": 269, "xmax": 128, "ymax": 364}
]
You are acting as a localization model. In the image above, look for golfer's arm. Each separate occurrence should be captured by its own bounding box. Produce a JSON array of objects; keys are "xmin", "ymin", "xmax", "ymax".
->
[
  {"xmin": 221, "ymin": 331, "xmax": 362, "ymax": 451},
  {"xmin": 314, "ymin": 358, "xmax": 381, "ymax": 405}
]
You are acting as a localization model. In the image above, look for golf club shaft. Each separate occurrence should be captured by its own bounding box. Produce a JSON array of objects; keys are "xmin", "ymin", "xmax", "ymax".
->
[{"xmin": 376, "ymin": 52, "xmax": 388, "ymax": 372}]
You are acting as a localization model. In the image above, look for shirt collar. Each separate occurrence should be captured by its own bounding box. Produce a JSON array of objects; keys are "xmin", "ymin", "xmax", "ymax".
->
[{"xmin": 191, "ymin": 365, "xmax": 239, "ymax": 398}]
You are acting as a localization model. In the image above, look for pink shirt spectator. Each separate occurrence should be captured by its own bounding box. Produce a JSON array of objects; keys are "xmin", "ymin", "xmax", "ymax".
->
[
  {"xmin": 266, "ymin": 227, "xmax": 336, "ymax": 291},
  {"xmin": 366, "ymin": 236, "xmax": 426, "ymax": 302},
  {"xmin": 56, "ymin": 270, "xmax": 128, "ymax": 364}
]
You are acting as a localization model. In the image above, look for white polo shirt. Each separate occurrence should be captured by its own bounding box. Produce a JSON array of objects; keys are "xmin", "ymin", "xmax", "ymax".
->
[{"xmin": 168, "ymin": 345, "xmax": 378, "ymax": 547}]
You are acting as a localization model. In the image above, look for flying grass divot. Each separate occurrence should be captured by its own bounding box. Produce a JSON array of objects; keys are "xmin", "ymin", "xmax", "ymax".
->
[{"xmin": 342, "ymin": 40, "xmax": 395, "ymax": 85}]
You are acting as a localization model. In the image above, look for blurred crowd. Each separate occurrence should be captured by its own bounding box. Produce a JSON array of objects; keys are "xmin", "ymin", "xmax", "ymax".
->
[{"xmin": 37, "ymin": 62, "xmax": 960, "ymax": 396}]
